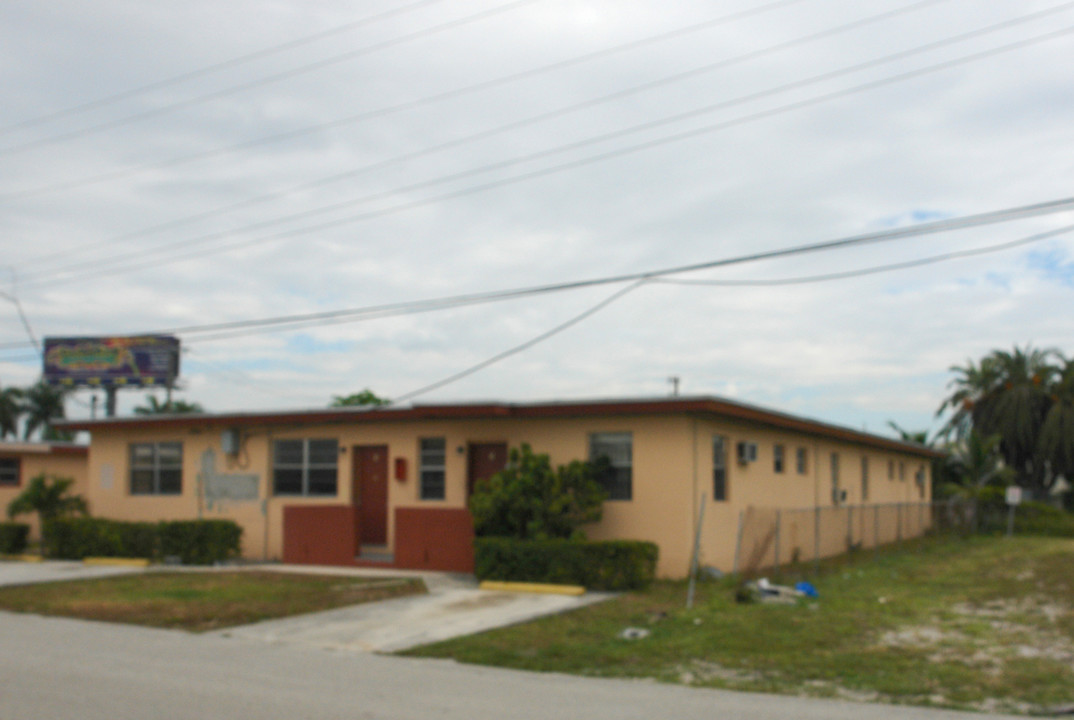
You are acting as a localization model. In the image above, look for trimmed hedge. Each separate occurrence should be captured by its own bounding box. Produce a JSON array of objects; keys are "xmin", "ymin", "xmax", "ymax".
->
[
  {"xmin": 159, "ymin": 520, "xmax": 243, "ymax": 565},
  {"xmin": 45, "ymin": 518, "xmax": 242, "ymax": 564},
  {"xmin": 0, "ymin": 522, "xmax": 29, "ymax": 554},
  {"xmin": 474, "ymin": 537, "xmax": 658, "ymax": 590}
]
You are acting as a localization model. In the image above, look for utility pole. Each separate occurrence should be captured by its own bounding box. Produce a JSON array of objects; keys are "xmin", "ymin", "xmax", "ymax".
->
[{"xmin": 668, "ymin": 376, "xmax": 680, "ymax": 396}]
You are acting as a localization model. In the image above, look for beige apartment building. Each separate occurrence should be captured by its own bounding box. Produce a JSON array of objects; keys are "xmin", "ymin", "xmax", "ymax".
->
[{"xmin": 58, "ymin": 396, "xmax": 940, "ymax": 578}]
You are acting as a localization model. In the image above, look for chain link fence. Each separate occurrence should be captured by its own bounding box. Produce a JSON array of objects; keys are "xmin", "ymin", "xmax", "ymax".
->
[{"xmin": 730, "ymin": 500, "xmax": 982, "ymax": 577}]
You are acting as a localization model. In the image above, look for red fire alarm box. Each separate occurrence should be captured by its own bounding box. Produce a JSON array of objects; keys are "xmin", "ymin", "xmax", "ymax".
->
[{"xmin": 394, "ymin": 457, "xmax": 407, "ymax": 481}]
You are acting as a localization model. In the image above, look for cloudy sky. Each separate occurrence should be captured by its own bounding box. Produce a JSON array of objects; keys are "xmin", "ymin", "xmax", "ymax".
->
[{"xmin": 1, "ymin": 0, "xmax": 1072, "ymax": 436}]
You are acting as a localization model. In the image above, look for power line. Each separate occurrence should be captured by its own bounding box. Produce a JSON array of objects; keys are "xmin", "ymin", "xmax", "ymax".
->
[
  {"xmin": 19, "ymin": 22, "xmax": 1074, "ymax": 288},
  {"xmin": 0, "ymin": 0, "xmax": 452, "ymax": 137},
  {"xmin": 142, "ymin": 196, "xmax": 1074, "ymax": 342},
  {"xmin": 9, "ymin": 0, "xmax": 943, "ymax": 203},
  {"xmin": 0, "ymin": 211, "xmax": 1069, "ymax": 362},
  {"xmin": 391, "ymin": 279, "xmax": 648, "ymax": 404},
  {"xmin": 0, "ymin": 0, "xmax": 559, "ymax": 156},
  {"xmin": 389, "ymin": 224, "xmax": 1074, "ymax": 403},
  {"xmin": 650, "ymin": 224, "xmax": 1074, "ymax": 287}
]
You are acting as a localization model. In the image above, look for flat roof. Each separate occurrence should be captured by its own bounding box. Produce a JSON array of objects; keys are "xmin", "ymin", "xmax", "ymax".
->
[{"xmin": 55, "ymin": 396, "xmax": 942, "ymax": 459}]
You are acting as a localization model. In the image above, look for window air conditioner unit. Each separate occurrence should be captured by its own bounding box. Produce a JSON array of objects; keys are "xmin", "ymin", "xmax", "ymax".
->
[
  {"xmin": 221, "ymin": 428, "xmax": 241, "ymax": 456},
  {"xmin": 736, "ymin": 441, "xmax": 758, "ymax": 464}
]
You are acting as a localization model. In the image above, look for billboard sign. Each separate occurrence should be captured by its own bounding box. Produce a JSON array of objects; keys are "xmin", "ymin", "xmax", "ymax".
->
[{"xmin": 43, "ymin": 335, "xmax": 180, "ymax": 388}]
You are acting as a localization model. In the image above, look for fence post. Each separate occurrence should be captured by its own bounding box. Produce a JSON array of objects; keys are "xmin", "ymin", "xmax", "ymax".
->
[
  {"xmin": 846, "ymin": 505, "xmax": 854, "ymax": 550},
  {"xmin": 686, "ymin": 494, "xmax": 706, "ymax": 609},
  {"xmin": 813, "ymin": 505, "xmax": 821, "ymax": 574},
  {"xmin": 732, "ymin": 509, "xmax": 744, "ymax": 576},
  {"xmin": 874, "ymin": 504, "xmax": 880, "ymax": 551},
  {"xmin": 773, "ymin": 510, "xmax": 781, "ymax": 576},
  {"xmin": 897, "ymin": 503, "xmax": 903, "ymax": 544}
]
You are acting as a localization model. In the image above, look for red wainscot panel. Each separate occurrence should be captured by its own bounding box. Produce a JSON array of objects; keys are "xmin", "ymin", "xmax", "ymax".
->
[
  {"xmin": 394, "ymin": 508, "xmax": 474, "ymax": 573},
  {"xmin": 283, "ymin": 505, "xmax": 359, "ymax": 566}
]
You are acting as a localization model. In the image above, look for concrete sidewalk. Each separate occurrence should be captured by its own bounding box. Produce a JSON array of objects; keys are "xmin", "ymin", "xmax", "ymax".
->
[
  {"xmin": 0, "ymin": 559, "xmax": 148, "ymax": 587},
  {"xmin": 213, "ymin": 564, "xmax": 614, "ymax": 652}
]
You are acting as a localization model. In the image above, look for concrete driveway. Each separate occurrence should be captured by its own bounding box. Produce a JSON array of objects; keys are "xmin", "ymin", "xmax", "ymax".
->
[
  {"xmin": 215, "ymin": 564, "xmax": 613, "ymax": 652},
  {"xmin": 0, "ymin": 560, "xmax": 611, "ymax": 652}
]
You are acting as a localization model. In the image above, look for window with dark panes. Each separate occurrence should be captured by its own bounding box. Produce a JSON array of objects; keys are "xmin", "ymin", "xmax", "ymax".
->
[
  {"xmin": 796, "ymin": 447, "xmax": 808, "ymax": 474},
  {"xmin": 773, "ymin": 444, "xmax": 785, "ymax": 474},
  {"xmin": 590, "ymin": 432, "xmax": 632, "ymax": 501},
  {"xmin": 0, "ymin": 458, "xmax": 19, "ymax": 486},
  {"xmin": 273, "ymin": 438, "xmax": 338, "ymax": 496},
  {"xmin": 861, "ymin": 456, "xmax": 870, "ymax": 501},
  {"xmin": 129, "ymin": 442, "xmax": 182, "ymax": 495},
  {"xmin": 830, "ymin": 452, "xmax": 840, "ymax": 505},
  {"xmin": 419, "ymin": 437, "xmax": 446, "ymax": 500},
  {"xmin": 712, "ymin": 435, "xmax": 727, "ymax": 501}
]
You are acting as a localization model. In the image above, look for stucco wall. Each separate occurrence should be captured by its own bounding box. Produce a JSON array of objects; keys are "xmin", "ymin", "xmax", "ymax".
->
[{"xmin": 80, "ymin": 413, "xmax": 934, "ymax": 577}]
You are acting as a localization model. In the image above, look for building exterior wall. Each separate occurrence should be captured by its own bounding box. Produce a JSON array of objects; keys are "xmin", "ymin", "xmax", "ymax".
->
[
  {"xmin": 78, "ymin": 409, "xmax": 935, "ymax": 578},
  {"xmin": 0, "ymin": 445, "xmax": 89, "ymax": 543}
]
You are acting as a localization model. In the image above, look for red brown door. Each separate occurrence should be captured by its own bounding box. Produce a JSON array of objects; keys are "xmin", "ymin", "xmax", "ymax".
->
[
  {"xmin": 353, "ymin": 445, "xmax": 388, "ymax": 545},
  {"xmin": 467, "ymin": 442, "xmax": 508, "ymax": 497}
]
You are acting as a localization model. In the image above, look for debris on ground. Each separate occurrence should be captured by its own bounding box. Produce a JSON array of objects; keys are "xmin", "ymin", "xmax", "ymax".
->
[
  {"xmin": 736, "ymin": 577, "xmax": 811, "ymax": 605},
  {"xmin": 619, "ymin": 627, "xmax": 651, "ymax": 640}
]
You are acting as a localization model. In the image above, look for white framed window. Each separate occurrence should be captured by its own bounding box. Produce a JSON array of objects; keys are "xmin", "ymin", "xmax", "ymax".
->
[
  {"xmin": 419, "ymin": 437, "xmax": 446, "ymax": 500},
  {"xmin": 273, "ymin": 438, "xmax": 338, "ymax": 496},
  {"xmin": 130, "ymin": 442, "xmax": 182, "ymax": 495},
  {"xmin": 590, "ymin": 432, "xmax": 632, "ymax": 501}
]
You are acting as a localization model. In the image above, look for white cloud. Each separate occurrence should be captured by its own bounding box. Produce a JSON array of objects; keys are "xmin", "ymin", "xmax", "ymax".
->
[{"xmin": 1, "ymin": 0, "xmax": 1073, "ymax": 436}]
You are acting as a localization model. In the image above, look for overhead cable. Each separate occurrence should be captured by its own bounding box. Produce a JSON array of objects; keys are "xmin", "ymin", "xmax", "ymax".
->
[{"xmin": 18, "ymin": 23, "xmax": 1074, "ymax": 288}]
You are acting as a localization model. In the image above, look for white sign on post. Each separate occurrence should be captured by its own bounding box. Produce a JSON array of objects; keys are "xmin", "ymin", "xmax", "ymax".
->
[{"xmin": 1005, "ymin": 486, "xmax": 1023, "ymax": 506}]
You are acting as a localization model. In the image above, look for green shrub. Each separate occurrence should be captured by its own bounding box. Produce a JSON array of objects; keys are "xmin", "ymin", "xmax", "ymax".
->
[
  {"xmin": 0, "ymin": 522, "xmax": 29, "ymax": 554},
  {"xmin": 158, "ymin": 520, "xmax": 242, "ymax": 565},
  {"xmin": 474, "ymin": 537, "xmax": 658, "ymax": 590},
  {"xmin": 45, "ymin": 518, "xmax": 242, "ymax": 564},
  {"xmin": 470, "ymin": 444, "xmax": 606, "ymax": 540},
  {"xmin": 45, "ymin": 518, "xmax": 158, "ymax": 559},
  {"xmin": 973, "ymin": 487, "xmax": 1074, "ymax": 536}
]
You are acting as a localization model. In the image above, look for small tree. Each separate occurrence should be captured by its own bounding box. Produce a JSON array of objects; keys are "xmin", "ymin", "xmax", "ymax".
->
[
  {"xmin": 7, "ymin": 474, "xmax": 88, "ymax": 556},
  {"xmin": 469, "ymin": 444, "xmax": 607, "ymax": 540},
  {"xmin": 330, "ymin": 389, "xmax": 389, "ymax": 407}
]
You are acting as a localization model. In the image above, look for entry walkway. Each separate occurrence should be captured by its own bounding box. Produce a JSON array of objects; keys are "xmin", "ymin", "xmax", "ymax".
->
[{"xmin": 214, "ymin": 564, "xmax": 614, "ymax": 652}]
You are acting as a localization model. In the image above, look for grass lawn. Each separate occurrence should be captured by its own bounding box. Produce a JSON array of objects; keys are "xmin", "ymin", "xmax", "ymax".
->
[
  {"xmin": 0, "ymin": 570, "xmax": 425, "ymax": 632},
  {"xmin": 405, "ymin": 536, "xmax": 1074, "ymax": 715}
]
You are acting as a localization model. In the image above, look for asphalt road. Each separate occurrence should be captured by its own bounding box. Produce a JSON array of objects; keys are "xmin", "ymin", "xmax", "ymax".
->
[{"xmin": 1, "ymin": 611, "xmax": 1027, "ymax": 720}]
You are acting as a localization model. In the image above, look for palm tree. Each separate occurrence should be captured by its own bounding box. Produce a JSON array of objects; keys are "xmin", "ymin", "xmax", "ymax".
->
[
  {"xmin": 0, "ymin": 386, "xmax": 22, "ymax": 439},
  {"xmin": 134, "ymin": 395, "xmax": 204, "ymax": 415},
  {"xmin": 1038, "ymin": 355, "xmax": 1074, "ymax": 482},
  {"xmin": 7, "ymin": 474, "xmax": 88, "ymax": 558},
  {"xmin": 21, "ymin": 381, "xmax": 70, "ymax": 441},
  {"xmin": 946, "ymin": 430, "xmax": 1014, "ymax": 491},
  {"xmin": 939, "ymin": 345, "xmax": 1060, "ymax": 497}
]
